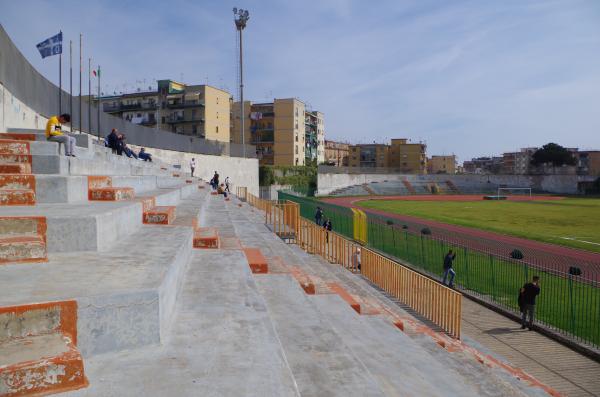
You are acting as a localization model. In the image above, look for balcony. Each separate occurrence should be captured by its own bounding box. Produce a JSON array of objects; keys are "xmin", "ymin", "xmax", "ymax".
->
[
  {"xmin": 166, "ymin": 101, "xmax": 205, "ymax": 109},
  {"xmin": 165, "ymin": 115, "xmax": 205, "ymax": 124},
  {"xmin": 103, "ymin": 102, "xmax": 157, "ymax": 112},
  {"xmin": 251, "ymin": 131, "xmax": 274, "ymax": 144}
]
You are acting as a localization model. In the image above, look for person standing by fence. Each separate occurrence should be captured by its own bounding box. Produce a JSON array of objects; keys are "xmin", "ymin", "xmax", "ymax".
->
[
  {"xmin": 442, "ymin": 249, "xmax": 456, "ymax": 288},
  {"xmin": 315, "ymin": 206, "xmax": 323, "ymax": 226},
  {"xmin": 323, "ymin": 219, "xmax": 332, "ymax": 243},
  {"xmin": 520, "ymin": 276, "xmax": 541, "ymax": 330},
  {"xmin": 353, "ymin": 247, "xmax": 362, "ymax": 272}
]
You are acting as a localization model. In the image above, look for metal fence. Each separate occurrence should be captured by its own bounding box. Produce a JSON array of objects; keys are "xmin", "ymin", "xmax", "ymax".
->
[{"xmin": 280, "ymin": 191, "xmax": 600, "ymax": 349}]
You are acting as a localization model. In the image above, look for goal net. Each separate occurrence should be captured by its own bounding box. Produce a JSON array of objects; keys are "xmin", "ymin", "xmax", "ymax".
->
[{"xmin": 497, "ymin": 187, "xmax": 532, "ymax": 197}]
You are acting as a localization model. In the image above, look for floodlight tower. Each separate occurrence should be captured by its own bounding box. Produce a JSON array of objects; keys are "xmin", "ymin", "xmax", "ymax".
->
[{"xmin": 234, "ymin": 7, "xmax": 250, "ymax": 157}]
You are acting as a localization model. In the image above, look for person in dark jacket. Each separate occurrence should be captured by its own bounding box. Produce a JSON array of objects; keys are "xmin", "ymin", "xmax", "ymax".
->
[
  {"xmin": 442, "ymin": 249, "xmax": 457, "ymax": 288},
  {"xmin": 520, "ymin": 276, "xmax": 540, "ymax": 330},
  {"xmin": 323, "ymin": 219, "xmax": 332, "ymax": 243},
  {"xmin": 107, "ymin": 129, "xmax": 119, "ymax": 154},
  {"xmin": 315, "ymin": 206, "xmax": 323, "ymax": 226}
]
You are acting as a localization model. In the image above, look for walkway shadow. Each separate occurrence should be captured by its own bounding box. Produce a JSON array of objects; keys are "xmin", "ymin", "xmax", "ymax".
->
[{"xmin": 483, "ymin": 327, "xmax": 522, "ymax": 335}]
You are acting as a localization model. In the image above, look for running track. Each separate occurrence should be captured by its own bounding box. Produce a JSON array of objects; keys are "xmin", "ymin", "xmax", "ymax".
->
[{"xmin": 323, "ymin": 195, "xmax": 600, "ymax": 282}]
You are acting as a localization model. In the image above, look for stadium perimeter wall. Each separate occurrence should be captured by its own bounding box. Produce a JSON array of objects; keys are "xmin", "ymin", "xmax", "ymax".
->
[
  {"xmin": 317, "ymin": 165, "xmax": 593, "ymax": 195},
  {"xmin": 0, "ymin": 25, "xmax": 258, "ymax": 195}
]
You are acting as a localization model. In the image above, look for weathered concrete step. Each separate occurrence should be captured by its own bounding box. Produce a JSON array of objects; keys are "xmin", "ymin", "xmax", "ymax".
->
[
  {"xmin": 243, "ymin": 247, "xmax": 268, "ymax": 274},
  {"xmin": 0, "ymin": 174, "xmax": 35, "ymax": 190},
  {"xmin": 0, "ymin": 153, "xmax": 31, "ymax": 164},
  {"xmin": 88, "ymin": 187, "xmax": 135, "ymax": 201},
  {"xmin": 254, "ymin": 274, "xmax": 386, "ymax": 397},
  {"xmin": 0, "ymin": 226, "xmax": 194, "ymax": 357},
  {"xmin": 0, "ymin": 300, "xmax": 87, "ymax": 395},
  {"xmin": 0, "ymin": 332, "xmax": 87, "ymax": 396},
  {"xmin": 193, "ymin": 227, "xmax": 219, "ymax": 249},
  {"xmin": 0, "ymin": 139, "xmax": 29, "ymax": 155},
  {"xmin": 63, "ymin": 250, "xmax": 298, "ymax": 396},
  {"xmin": 143, "ymin": 206, "xmax": 176, "ymax": 225},
  {"xmin": 0, "ymin": 189, "xmax": 36, "ymax": 206},
  {"xmin": 0, "ymin": 162, "xmax": 31, "ymax": 174},
  {"xmin": 0, "ymin": 132, "xmax": 37, "ymax": 141},
  {"xmin": 0, "ymin": 235, "xmax": 47, "ymax": 264},
  {"xmin": 313, "ymin": 294, "xmax": 478, "ymax": 397},
  {"xmin": 0, "ymin": 216, "xmax": 45, "ymax": 238}
]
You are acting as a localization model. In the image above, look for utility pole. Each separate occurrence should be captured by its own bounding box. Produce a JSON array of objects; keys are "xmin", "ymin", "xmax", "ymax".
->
[
  {"xmin": 79, "ymin": 34, "xmax": 82, "ymax": 133},
  {"xmin": 69, "ymin": 40, "xmax": 73, "ymax": 131},
  {"xmin": 88, "ymin": 58, "xmax": 91, "ymax": 133},
  {"xmin": 233, "ymin": 8, "xmax": 250, "ymax": 158},
  {"xmin": 97, "ymin": 65, "xmax": 101, "ymax": 139}
]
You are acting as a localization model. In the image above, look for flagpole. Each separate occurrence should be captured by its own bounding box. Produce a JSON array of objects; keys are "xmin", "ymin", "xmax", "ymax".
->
[
  {"xmin": 79, "ymin": 34, "xmax": 82, "ymax": 134},
  {"xmin": 97, "ymin": 65, "xmax": 101, "ymax": 139},
  {"xmin": 69, "ymin": 40, "xmax": 73, "ymax": 131},
  {"xmin": 88, "ymin": 58, "xmax": 91, "ymax": 133},
  {"xmin": 59, "ymin": 52, "xmax": 62, "ymax": 114}
]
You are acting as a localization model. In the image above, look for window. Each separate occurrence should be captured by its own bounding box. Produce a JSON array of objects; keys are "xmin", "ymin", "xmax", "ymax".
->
[
  {"xmin": 216, "ymin": 112, "xmax": 219, "ymax": 119},
  {"xmin": 161, "ymin": 117, "xmax": 166, "ymax": 124},
  {"xmin": 295, "ymin": 146, "xmax": 298, "ymax": 154},
  {"xmin": 216, "ymin": 126, "xmax": 219, "ymax": 133},
  {"xmin": 192, "ymin": 125, "xmax": 197, "ymax": 134}
]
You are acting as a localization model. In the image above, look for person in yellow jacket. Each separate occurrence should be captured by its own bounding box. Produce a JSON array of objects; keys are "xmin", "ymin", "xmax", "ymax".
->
[{"xmin": 45, "ymin": 113, "xmax": 76, "ymax": 157}]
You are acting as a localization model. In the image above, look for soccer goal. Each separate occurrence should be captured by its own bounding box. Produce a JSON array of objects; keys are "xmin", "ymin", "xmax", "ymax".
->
[{"xmin": 497, "ymin": 187, "xmax": 532, "ymax": 198}]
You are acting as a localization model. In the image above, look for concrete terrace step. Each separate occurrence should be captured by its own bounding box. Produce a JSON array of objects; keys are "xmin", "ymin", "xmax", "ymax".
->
[
  {"xmin": 143, "ymin": 205, "xmax": 176, "ymax": 225},
  {"xmin": 254, "ymin": 274, "xmax": 385, "ymax": 397},
  {"xmin": 0, "ymin": 184, "xmax": 195, "ymax": 253},
  {"xmin": 0, "ymin": 300, "xmax": 87, "ymax": 396},
  {"xmin": 0, "ymin": 225, "xmax": 194, "ymax": 357},
  {"xmin": 64, "ymin": 250, "xmax": 299, "ymax": 396}
]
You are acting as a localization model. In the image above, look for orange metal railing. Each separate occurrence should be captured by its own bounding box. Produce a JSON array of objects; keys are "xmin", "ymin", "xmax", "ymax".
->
[{"xmin": 237, "ymin": 187, "xmax": 462, "ymax": 339}]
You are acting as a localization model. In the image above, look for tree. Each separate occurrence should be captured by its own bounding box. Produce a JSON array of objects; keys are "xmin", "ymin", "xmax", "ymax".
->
[{"xmin": 530, "ymin": 143, "xmax": 576, "ymax": 167}]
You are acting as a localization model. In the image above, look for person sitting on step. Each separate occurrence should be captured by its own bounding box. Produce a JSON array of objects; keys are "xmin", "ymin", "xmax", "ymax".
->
[
  {"xmin": 138, "ymin": 147, "xmax": 152, "ymax": 162},
  {"xmin": 217, "ymin": 183, "xmax": 228, "ymax": 198},
  {"xmin": 45, "ymin": 113, "xmax": 76, "ymax": 157}
]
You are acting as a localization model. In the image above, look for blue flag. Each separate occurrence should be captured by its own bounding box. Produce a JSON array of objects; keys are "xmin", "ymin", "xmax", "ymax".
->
[{"xmin": 36, "ymin": 32, "xmax": 63, "ymax": 59}]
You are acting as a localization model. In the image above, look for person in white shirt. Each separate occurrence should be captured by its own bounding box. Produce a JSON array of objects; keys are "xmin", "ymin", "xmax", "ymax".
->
[{"xmin": 190, "ymin": 158, "xmax": 196, "ymax": 177}]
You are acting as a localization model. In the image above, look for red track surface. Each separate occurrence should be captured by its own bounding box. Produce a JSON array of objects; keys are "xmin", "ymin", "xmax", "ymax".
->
[{"xmin": 323, "ymin": 195, "xmax": 600, "ymax": 280}]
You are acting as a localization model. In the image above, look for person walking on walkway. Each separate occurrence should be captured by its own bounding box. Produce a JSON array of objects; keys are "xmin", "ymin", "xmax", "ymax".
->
[
  {"xmin": 442, "ymin": 249, "xmax": 456, "ymax": 288},
  {"xmin": 315, "ymin": 206, "xmax": 323, "ymax": 226},
  {"xmin": 323, "ymin": 219, "xmax": 332, "ymax": 243},
  {"xmin": 520, "ymin": 276, "xmax": 540, "ymax": 330},
  {"xmin": 190, "ymin": 158, "xmax": 196, "ymax": 177},
  {"xmin": 353, "ymin": 247, "xmax": 362, "ymax": 272},
  {"xmin": 45, "ymin": 114, "xmax": 76, "ymax": 156},
  {"xmin": 224, "ymin": 176, "xmax": 231, "ymax": 193}
]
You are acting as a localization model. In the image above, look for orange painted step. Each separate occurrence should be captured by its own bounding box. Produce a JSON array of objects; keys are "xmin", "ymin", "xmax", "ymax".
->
[
  {"xmin": 243, "ymin": 248, "xmax": 268, "ymax": 274},
  {"xmin": 0, "ymin": 300, "xmax": 88, "ymax": 396},
  {"xmin": 143, "ymin": 206, "xmax": 176, "ymax": 225},
  {"xmin": 0, "ymin": 189, "xmax": 36, "ymax": 206},
  {"xmin": 0, "ymin": 163, "xmax": 31, "ymax": 174},
  {"xmin": 0, "ymin": 216, "xmax": 47, "ymax": 264},
  {"xmin": 0, "ymin": 236, "xmax": 47, "ymax": 263},
  {"xmin": 0, "ymin": 133, "xmax": 37, "ymax": 141},
  {"xmin": 87, "ymin": 175, "xmax": 112, "ymax": 189},
  {"xmin": 0, "ymin": 140, "xmax": 30, "ymax": 155},
  {"xmin": 0, "ymin": 174, "xmax": 35, "ymax": 190},
  {"xmin": 0, "ymin": 153, "xmax": 32, "ymax": 164},
  {"xmin": 88, "ymin": 187, "xmax": 135, "ymax": 201},
  {"xmin": 193, "ymin": 227, "xmax": 219, "ymax": 249},
  {"xmin": 327, "ymin": 283, "xmax": 361, "ymax": 314}
]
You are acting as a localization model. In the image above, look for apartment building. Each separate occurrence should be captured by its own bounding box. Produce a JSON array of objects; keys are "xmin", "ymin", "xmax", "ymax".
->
[
  {"xmin": 232, "ymin": 98, "xmax": 325, "ymax": 166},
  {"xmin": 349, "ymin": 138, "xmax": 427, "ymax": 173},
  {"xmin": 99, "ymin": 80, "xmax": 231, "ymax": 143},
  {"xmin": 324, "ymin": 140, "xmax": 349, "ymax": 166},
  {"xmin": 428, "ymin": 155, "xmax": 456, "ymax": 174}
]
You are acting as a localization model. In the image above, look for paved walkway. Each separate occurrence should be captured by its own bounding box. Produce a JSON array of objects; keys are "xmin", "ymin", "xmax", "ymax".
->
[{"xmin": 461, "ymin": 298, "xmax": 600, "ymax": 397}]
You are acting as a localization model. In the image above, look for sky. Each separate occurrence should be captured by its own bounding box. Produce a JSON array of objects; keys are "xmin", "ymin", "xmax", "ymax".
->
[{"xmin": 1, "ymin": 0, "xmax": 600, "ymax": 162}]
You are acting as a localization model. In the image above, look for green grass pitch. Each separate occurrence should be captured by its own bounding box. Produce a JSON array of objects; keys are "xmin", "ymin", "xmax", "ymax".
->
[{"xmin": 357, "ymin": 198, "xmax": 600, "ymax": 253}]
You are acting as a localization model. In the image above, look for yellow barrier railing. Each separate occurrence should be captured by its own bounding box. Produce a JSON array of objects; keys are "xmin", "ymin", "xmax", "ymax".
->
[
  {"xmin": 237, "ymin": 187, "xmax": 462, "ymax": 339},
  {"xmin": 235, "ymin": 186, "xmax": 247, "ymax": 201}
]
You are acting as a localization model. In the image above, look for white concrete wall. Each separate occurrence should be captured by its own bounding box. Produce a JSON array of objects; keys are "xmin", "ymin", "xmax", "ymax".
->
[
  {"xmin": 317, "ymin": 170, "xmax": 592, "ymax": 195},
  {"xmin": 0, "ymin": 83, "xmax": 259, "ymax": 196},
  {"xmin": 0, "ymin": 83, "xmax": 45, "ymax": 132}
]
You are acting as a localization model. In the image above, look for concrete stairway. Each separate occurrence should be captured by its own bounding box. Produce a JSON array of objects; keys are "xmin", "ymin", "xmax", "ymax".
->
[{"xmin": 0, "ymin": 129, "xmax": 219, "ymax": 395}]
